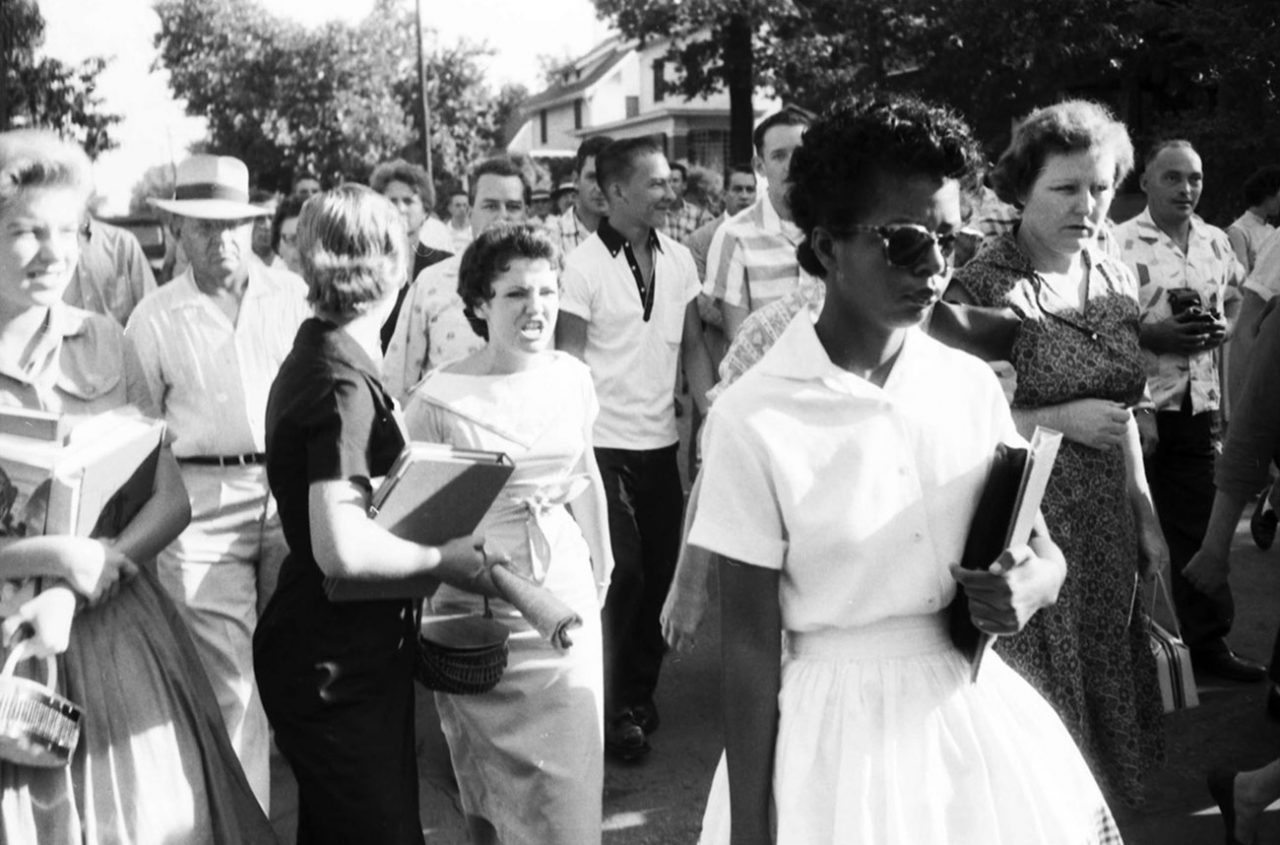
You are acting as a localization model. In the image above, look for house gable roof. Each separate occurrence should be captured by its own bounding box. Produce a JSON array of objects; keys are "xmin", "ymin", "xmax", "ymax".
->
[{"xmin": 521, "ymin": 38, "xmax": 631, "ymax": 113}]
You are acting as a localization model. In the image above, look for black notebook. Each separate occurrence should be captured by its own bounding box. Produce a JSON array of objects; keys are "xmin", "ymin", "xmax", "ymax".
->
[{"xmin": 949, "ymin": 427, "xmax": 1062, "ymax": 680}]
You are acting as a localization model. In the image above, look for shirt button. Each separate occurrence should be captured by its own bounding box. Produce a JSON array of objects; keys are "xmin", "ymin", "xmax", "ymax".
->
[{"xmin": 912, "ymin": 532, "xmax": 924, "ymax": 543}]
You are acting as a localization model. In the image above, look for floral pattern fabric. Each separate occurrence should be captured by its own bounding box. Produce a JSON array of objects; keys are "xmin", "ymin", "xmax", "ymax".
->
[{"xmin": 952, "ymin": 233, "xmax": 1165, "ymax": 807}]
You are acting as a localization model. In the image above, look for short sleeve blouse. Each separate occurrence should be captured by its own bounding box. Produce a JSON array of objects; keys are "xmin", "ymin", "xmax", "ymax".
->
[
  {"xmin": 0, "ymin": 304, "xmax": 156, "ymax": 417},
  {"xmin": 257, "ymin": 319, "xmax": 410, "ymax": 682},
  {"xmin": 689, "ymin": 314, "xmax": 1021, "ymax": 633}
]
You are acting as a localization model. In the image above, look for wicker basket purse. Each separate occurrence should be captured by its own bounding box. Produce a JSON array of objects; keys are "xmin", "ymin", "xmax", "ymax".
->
[
  {"xmin": 0, "ymin": 639, "xmax": 82, "ymax": 767},
  {"xmin": 415, "ymin": 598, "xmax": 510, "ymax": 695}
]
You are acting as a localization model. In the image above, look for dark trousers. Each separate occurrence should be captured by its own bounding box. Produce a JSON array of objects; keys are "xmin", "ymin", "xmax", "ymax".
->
[
  {"xmin": 596, "ymin": 443, "xmax": 684, "ymax": 721},
  {"xmin": 1147, "ymin": 401, "xmax": 1234, "ymax": 655}
]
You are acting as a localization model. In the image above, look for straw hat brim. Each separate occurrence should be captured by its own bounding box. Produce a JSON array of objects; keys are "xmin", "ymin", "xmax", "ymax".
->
[{"xmin": 148, "ymin": 197, "xmax": 271, "ymax": 220}]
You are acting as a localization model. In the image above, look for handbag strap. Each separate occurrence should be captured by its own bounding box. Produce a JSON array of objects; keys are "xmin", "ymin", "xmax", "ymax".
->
[{"xmin": 1144, "ymin": 570, "xmax": 1183, "ymax": 639}]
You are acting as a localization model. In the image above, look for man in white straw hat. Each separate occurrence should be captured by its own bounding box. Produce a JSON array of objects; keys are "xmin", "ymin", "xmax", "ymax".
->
[{"xmin": 125, "ymin": 154, "xmax": 311, "ymax": 812}]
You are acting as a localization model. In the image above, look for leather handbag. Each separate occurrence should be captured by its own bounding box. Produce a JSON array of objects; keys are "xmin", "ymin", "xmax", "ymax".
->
[{"xmin": 1146, "ymin": 575, "xmax": 1199, "ymax": 713}]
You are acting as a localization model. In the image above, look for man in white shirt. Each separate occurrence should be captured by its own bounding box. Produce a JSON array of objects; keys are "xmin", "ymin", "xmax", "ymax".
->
[
  {"xmin": 703, "ymin": 107, "xmax": 812, "ymax": 341},
  {"xmin": 445, "ymin": 189, "xmax": 473, "ymax": 254},
  {"xmin": 383, "ymin": 156, "xmax": 530, "ymax": 401},
  {"xmin": 130, "ymin": 155, "xmax": 312, "ymax": 811},
  {"xmin": 557, "ymin": 137, "xmax": 714, "ymax": 761},
  {"xmin": 544, "ymin": 135, "xmax": 614, "ymax": 259},
  {"xmin": 1115, "ymin": 140, "xmax": 1261, "ymax": 683}
]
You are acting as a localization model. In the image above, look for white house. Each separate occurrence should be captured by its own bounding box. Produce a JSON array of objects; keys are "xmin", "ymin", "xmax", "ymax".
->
[{"xmin": 508, "ymin": 35, "xmax": 780, "ymax": 173}]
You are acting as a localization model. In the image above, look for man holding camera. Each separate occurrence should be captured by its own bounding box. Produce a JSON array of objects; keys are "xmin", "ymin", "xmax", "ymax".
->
[{"xmin": 1116, "ymin": 139, "xmax": 1260, "ymax": 681}]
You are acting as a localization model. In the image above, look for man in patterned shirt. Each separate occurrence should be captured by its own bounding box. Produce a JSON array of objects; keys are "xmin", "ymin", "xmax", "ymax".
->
[
  {"xmin": 544, "ymin": 135, "xmax": 613, "ymax": 258},
  {"xmin": 660, "ymin": 161, "xmax": 714, "ymax": 243},
  {"xmin": 1115, "ymin": 139, "xmax": 1262, "ymax": 682}
]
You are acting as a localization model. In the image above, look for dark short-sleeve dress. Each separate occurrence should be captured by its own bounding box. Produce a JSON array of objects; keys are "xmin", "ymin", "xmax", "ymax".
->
[
  {"xmin": 951, "ymin": 233, "xmax": 1165, "ymax": 806},
  {"xmin": 253, "ymin": 318, "xmax": 419, "ymax": 844}
]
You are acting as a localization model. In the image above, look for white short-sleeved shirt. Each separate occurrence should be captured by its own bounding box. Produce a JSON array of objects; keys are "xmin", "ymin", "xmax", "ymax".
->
[
  {"xmin": 1245, "ymin": 227, "xmax": 1280, "ymax": 302},
  {"xmin": 559, "ymin": 221, "xmax": 700, "ymax": 449},
  {"xmin": 1114, "ymin": 208, "xmax": 1243, "ymax": 413},
  {"xmin": 689, "ymin": 312, "xmax": 1021, "ymax": 632},
  {"xmin": 125, "ymin": 262, "xmax": 311, "ymax": 457}
]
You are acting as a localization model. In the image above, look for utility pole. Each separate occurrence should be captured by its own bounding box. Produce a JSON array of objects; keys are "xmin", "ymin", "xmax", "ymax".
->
[{"xmin": 414, "ymin": 0, "xmax": 433, "ymax": 183}]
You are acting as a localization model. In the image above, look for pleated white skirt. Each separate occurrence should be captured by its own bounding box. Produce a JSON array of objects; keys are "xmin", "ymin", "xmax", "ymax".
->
[{"xmin": 699, "ymin": 614, "xmax": 1122, "ymax": 845}]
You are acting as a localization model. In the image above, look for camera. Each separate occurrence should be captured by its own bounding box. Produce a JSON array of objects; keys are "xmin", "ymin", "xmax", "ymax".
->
[{"xmin": 1167, "ymin": 288, "xmax": 1203, "ymax": 316}]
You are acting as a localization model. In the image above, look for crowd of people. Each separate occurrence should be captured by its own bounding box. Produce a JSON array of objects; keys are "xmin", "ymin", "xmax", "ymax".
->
[{"xmin": 3, "ymin": 79, "xmax": 1280, "ymax": 845}]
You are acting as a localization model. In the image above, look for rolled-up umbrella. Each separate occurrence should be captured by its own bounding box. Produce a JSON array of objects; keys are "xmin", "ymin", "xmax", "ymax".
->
[{"xmin": 490, "ymin": 564, "xmax": 581, "ymax": 650}]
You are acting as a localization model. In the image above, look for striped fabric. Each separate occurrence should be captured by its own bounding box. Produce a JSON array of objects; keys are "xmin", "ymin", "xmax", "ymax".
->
[{"xmin": 702, "ymin": 195, "xmax": 812, "ymax": 314}]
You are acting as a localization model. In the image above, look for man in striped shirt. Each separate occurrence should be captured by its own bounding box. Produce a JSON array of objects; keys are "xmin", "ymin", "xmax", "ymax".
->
[{"xmin": 703, "ymin": 107, "xmax": 812, "ymax": 340}]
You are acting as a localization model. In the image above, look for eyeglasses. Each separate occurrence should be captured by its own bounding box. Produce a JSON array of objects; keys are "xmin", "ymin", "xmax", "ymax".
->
[{"xmin": 842, "ymin": 224, "xmax": 958, "ymax": 270}]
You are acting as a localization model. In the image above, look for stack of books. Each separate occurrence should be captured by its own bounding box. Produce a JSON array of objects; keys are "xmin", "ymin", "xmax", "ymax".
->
[{"xmin": 0, "ymin": 407, "xmax": 165, "ymax": 540}]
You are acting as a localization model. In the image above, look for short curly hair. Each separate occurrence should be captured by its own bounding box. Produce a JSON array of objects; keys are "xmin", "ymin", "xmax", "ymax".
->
[
  {"xmin": 369, "ymin": 159, "xmax": 435, "ymax": 210},
  {"xmin": 0, "ymin": 129, "xmax": 92, "ymax": 218},
  {"xmin": 296, "ymin": 184, "xmax": 407, "ymax": 320},
  {"xmin": 990, "ymin": 99, "xmax": 1134, "ymax": 209},
  {"xmin": 788, "ymin": 94, "xmax": 985, "ymax": 277},
  {"xmin": 457, "ymin": 223, "xmax": 561, "ymax": 341}
]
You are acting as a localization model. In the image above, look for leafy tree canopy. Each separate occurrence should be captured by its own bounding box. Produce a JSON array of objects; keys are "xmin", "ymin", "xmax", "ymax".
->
[
  {"xmin": 593, "ymin": 0, "xmax": 1280, "ymax": 220},
  {"xmin": 1, "ymin": 0, "xmax": 120, "ymax": 158},
  {"xmin": 153, "ymin": 0, "xmax": 514, "ymax": 198}
]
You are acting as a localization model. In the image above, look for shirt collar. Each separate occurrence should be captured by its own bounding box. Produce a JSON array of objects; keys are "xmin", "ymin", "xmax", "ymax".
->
[
  {"xmin": 0, "ymin": 305, "xmax": 91, "ymax": 385},
  {"xmin": 1132, "ymin": 207, "xmax": 1210, "ymax": 246},
  {"xmin": 754, "ymin": 307, "xmax": 926, "ymax": 399},
  {"xmin": 597, "ymin": 218, "xmax": 662, "ymax": 257}
]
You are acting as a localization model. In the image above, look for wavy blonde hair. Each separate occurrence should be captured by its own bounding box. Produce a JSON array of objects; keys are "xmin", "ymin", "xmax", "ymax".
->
[{"xmin": 296, "ymin": 184, "xmax": 407, "ymax": 319}]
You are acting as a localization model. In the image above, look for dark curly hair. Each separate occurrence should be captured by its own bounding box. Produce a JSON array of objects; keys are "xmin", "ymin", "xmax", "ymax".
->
[
  {"xmin": 788, "ymin": 95, "xmax": 985, "ymax": 277},
  {"xmin": 458, "ymin": 223, "xmax": 562, "ymax": 340}
]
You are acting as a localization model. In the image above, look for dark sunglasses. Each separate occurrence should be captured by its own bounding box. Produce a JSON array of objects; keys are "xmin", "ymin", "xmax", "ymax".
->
[{"xmin": 843, "ymin": 224, "xmax": 958, "ymax": 269}]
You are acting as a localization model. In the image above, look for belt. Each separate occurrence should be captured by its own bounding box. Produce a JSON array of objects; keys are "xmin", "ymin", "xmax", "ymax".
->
[{"xmin": 177, "ymin": 452, "xmax": 266, "ymax": 467}]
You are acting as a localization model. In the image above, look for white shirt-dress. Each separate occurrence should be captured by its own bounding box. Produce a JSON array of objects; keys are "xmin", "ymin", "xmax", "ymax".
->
[{"xmin": 689, "ymin": 313, "xmax": 1120, "ymax": 845}]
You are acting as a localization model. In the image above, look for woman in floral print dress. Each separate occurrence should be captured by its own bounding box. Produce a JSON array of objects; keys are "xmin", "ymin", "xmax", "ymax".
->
[{"xmin": 947, "ymin": 100, "xmax": 1166, "ymax": 806}]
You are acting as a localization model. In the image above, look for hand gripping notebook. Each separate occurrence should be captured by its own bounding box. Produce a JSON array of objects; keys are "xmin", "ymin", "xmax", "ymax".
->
[
  {"xmin": 322, "ymin": 443, "xmax": 514, "ymax": 602},
  {"xmin": 949, "ymin": 426, "xmax": 1063, "ymax": 681}
]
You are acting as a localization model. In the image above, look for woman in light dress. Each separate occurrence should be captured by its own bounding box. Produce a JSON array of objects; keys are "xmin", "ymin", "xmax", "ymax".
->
[
  {"xmin": 405, "ymin": 222, "xmax": 613, "ymax": 845},
  {"xmin": 690, "ymin": 96, "xmax": 1123, "ymax": 844},
  {"xmin": 0, "ymin": 129, "xmax": 276, "ymax": 843}
]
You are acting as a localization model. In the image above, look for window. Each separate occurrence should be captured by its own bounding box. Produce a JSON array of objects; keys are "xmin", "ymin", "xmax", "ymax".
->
[
  {"xmin": 625, "ymin": 96, "xmax": 640, "ymax": 119},
  {"xmin": 539, "ymin": 110, "xmax": 548, "ymax": 144},
  {"xmin": 652, "ymin": 60, "xmax": 665, "ymax": 102},
  {"xmin": 574, "ymin": 99, "xmax": 583, "ymax": 130}
]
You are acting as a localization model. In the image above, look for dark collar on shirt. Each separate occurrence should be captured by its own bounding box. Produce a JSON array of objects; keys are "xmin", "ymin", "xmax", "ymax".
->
[
  {"xmin": 597, "ymin": 218, "xmax": 663, "ymax": 258},
  {"xmin": 294, "ymin": 317, "xmax": 381, "ymax": 381}
]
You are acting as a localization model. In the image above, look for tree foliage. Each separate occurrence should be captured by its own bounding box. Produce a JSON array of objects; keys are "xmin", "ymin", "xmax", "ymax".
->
[
  {"xmin": 593, "ymin": 0, "xmax": 1280, "ymax": 221},
  {"xmin": 1, "ymin": 0, "xmax": 120, "ymax": 157},
  {"xmin": 153, "ymin": 0, "xmax": 514, "ymax": 195}
]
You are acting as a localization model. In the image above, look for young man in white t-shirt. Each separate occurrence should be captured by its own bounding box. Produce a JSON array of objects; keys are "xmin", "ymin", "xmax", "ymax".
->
[{"xmin": 557, "ymin": 137, "xmax": 714, "ymax": 760}]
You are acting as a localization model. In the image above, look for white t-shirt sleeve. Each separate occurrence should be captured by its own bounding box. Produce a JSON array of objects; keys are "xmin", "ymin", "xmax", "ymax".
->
[
  {"xmin": 688, "ymin": 402, "xmax": 787, "ymax": 569},
  {"xmin": 559, "ymin": 259, "xmax": 593, "ymax": 320},
  {"xmin": 679, "ymin": 248, "xmax": 702, "ymax": 305}
]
